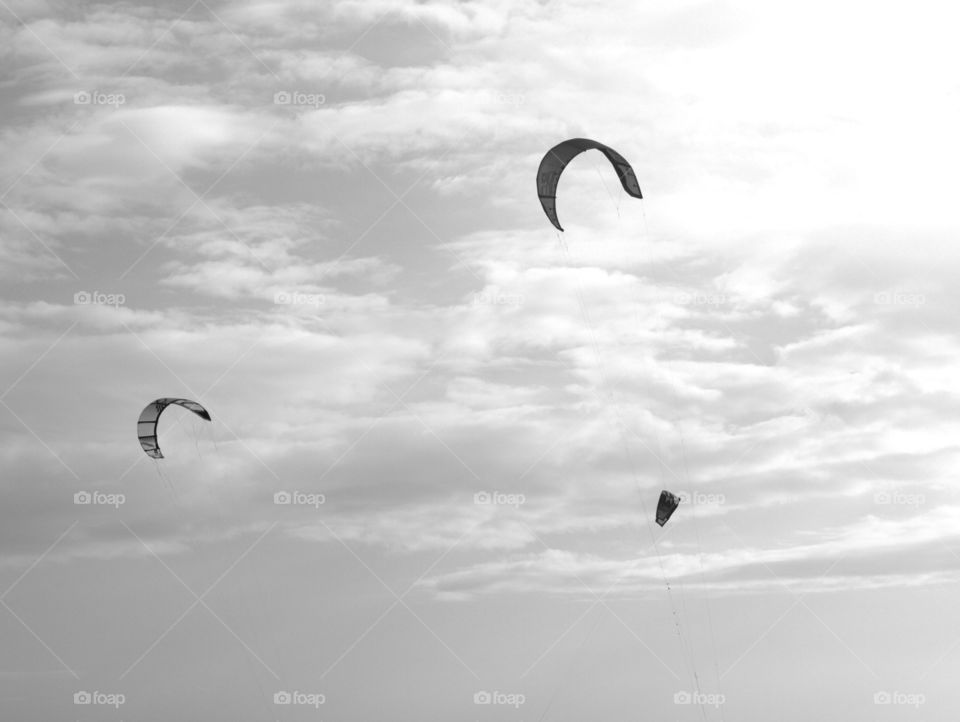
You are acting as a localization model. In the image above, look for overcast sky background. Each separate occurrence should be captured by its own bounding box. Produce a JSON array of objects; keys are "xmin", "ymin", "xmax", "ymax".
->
[{"xmin": 2, "ymin": 0, "xmax": 960, "ymax": 720}]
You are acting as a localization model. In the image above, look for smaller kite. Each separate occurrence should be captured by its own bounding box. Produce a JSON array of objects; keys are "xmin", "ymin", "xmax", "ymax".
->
[
  {"xmin": 655, "ymin": 490, "xmax": 681, "ymax": 527},
  {"xmin": 137, "ymin": 398, "xmax": 211, "ymax": 459}
]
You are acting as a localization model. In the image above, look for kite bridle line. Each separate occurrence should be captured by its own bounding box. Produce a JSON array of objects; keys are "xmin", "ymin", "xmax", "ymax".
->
[
  {"xmin": 146, "ymin": 409, "xmax": 275, "ymax": 720},
  {"xmin": 680, "ymin": 426, "xmax": 727, "ymax": 722},
  {"xmin": 587, "ymin": 151, "xmax": 622, "ymax": 222},
  {"xmin": 652, "ymin": 425, "xmax": 710, "ymax": 721},
  {"xmin": 543, "ymin": 211, "xmax": 710, "ymax": 721}
]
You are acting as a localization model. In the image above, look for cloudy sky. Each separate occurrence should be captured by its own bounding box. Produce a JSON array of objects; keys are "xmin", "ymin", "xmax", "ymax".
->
[{"xmin": 3, "ymin": 0, "xmax": 960, "ymax": 719}]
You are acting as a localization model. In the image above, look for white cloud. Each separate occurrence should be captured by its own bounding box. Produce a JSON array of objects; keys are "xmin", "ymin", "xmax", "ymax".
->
[{"xmin": 5, "ymin": 3, "xmax": 960, "ymax": 716}]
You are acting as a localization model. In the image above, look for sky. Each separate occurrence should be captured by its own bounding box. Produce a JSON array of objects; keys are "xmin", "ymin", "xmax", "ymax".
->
[{"xmin": 2, "ymin": 0, "xmax": 960, "ymax": 719}]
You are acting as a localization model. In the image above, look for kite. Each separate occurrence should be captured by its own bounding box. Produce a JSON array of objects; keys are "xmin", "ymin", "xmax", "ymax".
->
[
  {"xmin": 536, "ymin": 138, "xmax": 642, "ymax": 231},
  {"xmin": 137, "ymin": 398, "xmax": 211, "ymax": 459},
  {"xmin": 655, "ymin": 490, "xmax": 681, "ymax": 527}
]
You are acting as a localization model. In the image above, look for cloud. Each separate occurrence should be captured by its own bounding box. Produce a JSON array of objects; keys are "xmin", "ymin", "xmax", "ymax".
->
[
  {"xmin": 3, "ymin": 0, "xmax": 960, "ymax": 621},
  {"xmin": 416, "ymin": 505, "xmax": 960, "ymax": 600}
]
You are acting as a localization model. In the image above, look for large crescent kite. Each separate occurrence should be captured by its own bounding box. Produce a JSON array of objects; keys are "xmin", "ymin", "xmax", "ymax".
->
[
  {"xmin": 137, "ymin": 398, "xmax": 211, "ymax": 459},
  {"xmin": 536, "ymin": 138, "xmax": 642, "ymax": 231}
]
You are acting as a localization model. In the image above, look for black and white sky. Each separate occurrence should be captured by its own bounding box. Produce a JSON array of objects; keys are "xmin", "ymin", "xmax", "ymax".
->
[{"xmin": 2, "ymin": 1, "xmax": 960, "ymax": 720}]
